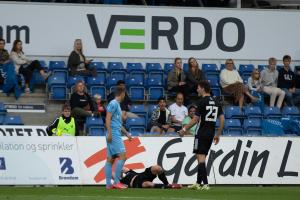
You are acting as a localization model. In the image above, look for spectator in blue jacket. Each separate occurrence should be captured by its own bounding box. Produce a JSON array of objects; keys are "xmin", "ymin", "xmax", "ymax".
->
[{"xmin": 278, "ymin": 55, "xmax": 300, "ymax": 106}]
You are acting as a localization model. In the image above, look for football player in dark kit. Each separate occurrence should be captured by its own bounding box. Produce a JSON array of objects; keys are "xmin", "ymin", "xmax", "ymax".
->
[
  {"xmin": 179, "ymin": 80, "xmax": 225, "ymax": 190},
  {"xmin": 119, "ymin": 165, "xmax": 182, "ymax": 189}
]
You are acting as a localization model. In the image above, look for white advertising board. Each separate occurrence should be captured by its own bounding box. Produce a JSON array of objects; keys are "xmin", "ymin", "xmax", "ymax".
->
[
  {"xmin": 0, "ymin": 126, "xmax": 47, "ymax": 136},
  {"xmin": 0, "ymin": 137, "xmax": 81, "ymax": 185},
  {"xmin": 1, "ymin": 2, "xmax": 300, "ymax": 60}
]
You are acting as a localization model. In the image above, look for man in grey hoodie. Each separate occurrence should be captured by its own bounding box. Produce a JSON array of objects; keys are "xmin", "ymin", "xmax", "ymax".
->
[{"xmin": 260, "ymin": 57, "xmax": 285, "ymax": 108}]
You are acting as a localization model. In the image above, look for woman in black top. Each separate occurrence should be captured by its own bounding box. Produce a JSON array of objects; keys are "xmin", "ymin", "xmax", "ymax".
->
[
  {"xmin": 186, "ymin": 57, "xmax": 206, "ymax": 94},
  {"xmin": 67, "ymin": 39, "xmax": 97, "ymax": 77}
]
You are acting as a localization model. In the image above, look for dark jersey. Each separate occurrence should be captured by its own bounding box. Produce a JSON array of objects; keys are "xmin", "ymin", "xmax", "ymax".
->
[
  {"xmin": 195, "ymin": 96, "xmax": 223, "ymax": 137},
  {"xmin": 120, "ymin": 170, "xmax": 138, "ymax": 186}
]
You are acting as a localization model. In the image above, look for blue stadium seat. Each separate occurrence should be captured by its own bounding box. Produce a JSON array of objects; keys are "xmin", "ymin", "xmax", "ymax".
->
[
  {"xmin": 39, "ymin": 60, "xmax": 47, "ymax": 69},
  {"xmin": 202, "ymin": 63, "xmax": 220, "ymax": 80},
  {"xmin": 47, "ymin": 74, "xmax": 68, "ymax": 100},
  {"xmin": 85, "ymin": 117, "xmax": 105, "ymax": 136},
  {"xmin": 243, "ymin": 118, "xmax": 262, "ymax": 136},
  {"xmin": 126, "ymin": 118, "xmax": 146, "ymax": 136},
  {"xmin": 107, "ymin": 62, "xmax": 124, "ymax": 72},
  {"xmin": 0, "ymin": 115, "xmax": 4, "ymax": 125},
  {"xmin": 129, "ymin": 86, "xmax": 145, "ymax": 101},
  {"xmin": 127, "ymin": 63, "xmax": 145, "ymax": 82},
  {"xmin": 130, "ymin": 104, "xmax": 147, "ymax": 121},
  {"xmin": 48, "ymin": 61, "xmax": 66, "ymax": 71},
  {"xmin": 183, "ymin": 63, "xmax": 189, "ymax": 73},
  {"xmin": 146, "ymin": 63, "xmax": 164, "ymax": 82},
  {"xmin": 258, "ymin": 64, "xmax": 268, "ymax": 71},
  {"xmin": 126, "ymin": 77, "xmax": 144, "ymax": 87},
  {"xmin": 148, "ymin": 87, "xmax": 164, "ymax": 101},
  {"xmin": 264, "ymin": 107, "xmax": 282, "ymax": 120},
  {"xmin": 146, "ymin": 78, "xmax": 163, "ymax": 88},
  {"xmin": 107, "ymin": 77, "xmax": 121, "ymax": 89},
  {"xmin": 108, "ymin": 62, "xmax": 126, "ymax": 80},
  {"xmin": 224, "ymin": 119, "xmax": 243, "ymax": 136},
  {"xmin": 225, "ymin": 106, "xmax": 244, "ymax": 119},
  {"xmin": 282, "ymin": 106, "xmax": 300, "ymax": 119},
  {"xmin": 67, "ymin": 76, "xmax": 84, "ymax": 88},
  {"xmin": 244, "ymin": 106, "xmax": 262, "ymax": 119},
  {"xmin": 148, "ymin": 104, "xmax": 158, "ymax": 117},
  {"xmin": 49, "ymin": 85, "xmax": 68, "ymax": 100},
  {"xmin": 86, "ymin": 76, "xmax": 105, "ymax": 88},
  {"xmin": 0, "ymin": 102, "xmax": 7, "ymax": 115},
  {"xmin": 4, "ymin": 116, "xmax": 23, "ymax": 125},
  {"xmin": 164, "ymin": 63, "xmax": 174, "ymax": 74},
  {"xmin": 127, "ymin": 63, "xmax": 144, "ymax": 72},
  {"xmin": 90, "ymin": 86, "xmax": 106, "ymax": 100},
  {"xmin": 207, "ymin": 78, "xmax": 221, "ymax": 97},
  {"xmin": 90, "ymin": 61, "xmax": 106, "ymax": 71},
  {"xmin": 239, "ymin": 64, "xmax": 254, "ymax": 79}
]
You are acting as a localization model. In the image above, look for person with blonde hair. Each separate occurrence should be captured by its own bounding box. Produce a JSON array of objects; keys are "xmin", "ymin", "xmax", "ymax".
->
[
  {"xmin": 260, "ymin": 57, "xmax": 285, "ymax": 108},
  {"xmin": 220, "ymin": 59, "xmax": 257, "ymax": 109},
  {"xmin": 67, "ymin": 39, "xmax": 97, "ymax": 77}
]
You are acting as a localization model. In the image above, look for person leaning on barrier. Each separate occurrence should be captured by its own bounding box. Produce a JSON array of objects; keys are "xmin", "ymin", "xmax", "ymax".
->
[{"xmin": 46, "ymin": 104, "xmax": 79, "ymax": 136}]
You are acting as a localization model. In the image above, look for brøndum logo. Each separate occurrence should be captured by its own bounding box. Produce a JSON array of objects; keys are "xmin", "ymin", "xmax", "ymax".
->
[
  {"xmin": 0, "ymin": 157, "xmax": 6, "ymax": 170},
  {"xmin": 59, "ymin": 157, "xmax": 79, "ymax": 181}
]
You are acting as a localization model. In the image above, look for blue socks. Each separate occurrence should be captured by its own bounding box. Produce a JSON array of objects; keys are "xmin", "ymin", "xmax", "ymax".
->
[
  {"xmin": 105, "ymin": 162, "xmax": 112, "ymax": 187},
  {"xmin": 114, "ymin": 160, "xmax": 125, "ymax": 184}
]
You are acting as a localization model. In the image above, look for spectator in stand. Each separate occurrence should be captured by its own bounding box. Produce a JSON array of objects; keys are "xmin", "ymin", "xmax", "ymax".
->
[
  {"xmin": 107, "ymin": 80, "xmax": 137, "ymax": 121},
  {"xmin": 295, "ymin": 68, "xmax": 300, "ymax": 105},
  {"xmin": 169, "ymin": 93, "xmax": 188, "ymax": 132},
  {"xmin": 220, "ymin": 59, "xmax": 257, "ymax": 109},
  {"xmin": 248, "ymin": 69, "xmax": 264, "ymax": 109},
  {"xmin": 150, "ymin": 97, "xmax": 174, "ymax": 134},
  {"xmin": 186, "ymin": 57, "xmax": 206, "ymax": 94},
  {"xmin": 46, "ymin": 104, "xmax": 79, "ymax": 136},
  {"xmin": 70, "ymin": 80, "xmax": 98, "ymax": 135},
  {"xmin": 182, "ymin": 105, "xmax": 197, "ymax": 135},
  {"xmin": 248, "ymin": 69, "xmax": 263, "ymax": 93},
  {"xmin": 260, "ymin": 57, "xmax": 285, "ymax": 108},
  {"xmin": 67, "ymin": 39, "xmax": 97, "ymax": 77},
  {"xmin": 0, "ymin": 39, "xmax": 10, "ymax": 65},
  {"xmin": 167, "ymin": 57, "xmax": 187, "ymax": 101},
  {"xmin": 10, "ymin": 39, "xmax": 49, "ymax": 93},
  {"xmin": 278, "ymin": 55, "xmax": 300, "ymax": 106},
  {"xmin": 93, "ymin": 93, "xmax": 106, "ymax": 120}
]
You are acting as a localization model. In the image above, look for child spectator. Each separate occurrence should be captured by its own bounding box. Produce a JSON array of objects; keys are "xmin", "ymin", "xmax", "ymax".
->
[
  {"xmin": 46, "ymin": 104, "xmax": 79, "ymax": 136},
  {"xmin": 248, "ymin": 69, "xmax": 264, "ymax": 109},
  {"xmin": 93, "ymin": 93, "xmax": 106, "ymax": 120}
]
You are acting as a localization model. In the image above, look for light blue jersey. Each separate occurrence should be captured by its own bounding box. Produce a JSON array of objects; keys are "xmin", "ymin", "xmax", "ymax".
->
[
  {"xmin": 106, "ymin": 99, "xmax": 125, "ymax": 157},
  {"xmin": 106, "ymin": 99, "xmax": 122, "ymax": 134}
]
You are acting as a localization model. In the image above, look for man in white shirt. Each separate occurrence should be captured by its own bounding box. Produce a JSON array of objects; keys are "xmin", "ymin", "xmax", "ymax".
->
[{"xmin": 169, "ymin": 93, "xmax": 188, "ymax": 132}]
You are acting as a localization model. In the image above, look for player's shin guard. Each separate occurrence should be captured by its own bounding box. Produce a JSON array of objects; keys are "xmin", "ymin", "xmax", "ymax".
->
[
  {"xmin": 105, "ymin": 162, "xmax": 113, "ymax": 187},
  {"xmin": 158, "ymin": 171, "xmax": 169, "ymax": 186},
  {"xmin": 114, "ymin": 159, "xmax": 125, "ymax": 184},
  {"xmin": 198, "ymin": 162, "xmax": 208, "ymax": 185}
]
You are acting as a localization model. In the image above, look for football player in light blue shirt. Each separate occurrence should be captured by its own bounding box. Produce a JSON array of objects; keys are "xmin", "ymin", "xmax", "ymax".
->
[{"xmin": 105, "ymin": 86, "xmax": 132, "ymax": 189}]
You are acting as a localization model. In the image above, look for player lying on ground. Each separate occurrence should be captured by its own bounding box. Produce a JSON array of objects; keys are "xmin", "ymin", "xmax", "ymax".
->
[{"xmin": 119, "ymin": 165, "xmax": 182, "ymax": 189}]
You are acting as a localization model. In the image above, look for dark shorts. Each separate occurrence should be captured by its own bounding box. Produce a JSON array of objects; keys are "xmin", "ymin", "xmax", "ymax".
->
[
  {"xmin": 132, "ymin": 167, "xmax": 157, "ymax": 188},
  {"xmin": 171, "ymin": 125, "xmax": 182, "ymax": 132},
  {"xmin": 193, "ymin": 134, "xmax": 214, "ymax": 155}
]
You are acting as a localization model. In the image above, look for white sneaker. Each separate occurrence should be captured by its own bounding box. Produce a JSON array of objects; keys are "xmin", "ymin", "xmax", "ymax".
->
[
  {"xmin": 187, "ymin": 183, "xmax": 201, "ymax": 190},
  {"xmin": 201, "ymin": 184, "xmax": 210, "ymax": 191}
]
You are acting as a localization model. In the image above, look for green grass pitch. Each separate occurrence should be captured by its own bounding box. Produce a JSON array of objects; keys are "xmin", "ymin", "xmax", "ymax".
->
[{"xmin": 0, "ymin": 186, "xmax": 299, "ymax": 200}]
